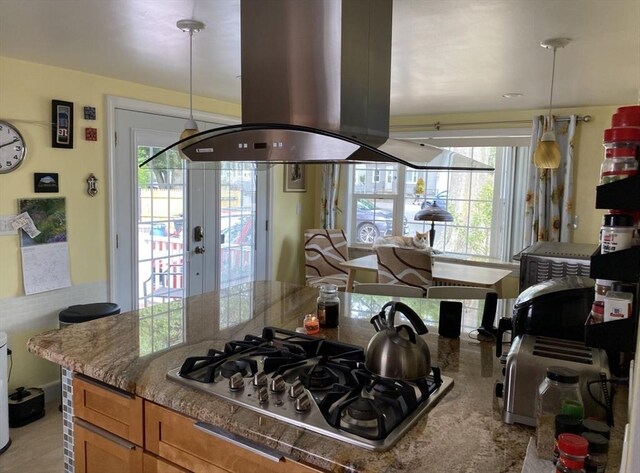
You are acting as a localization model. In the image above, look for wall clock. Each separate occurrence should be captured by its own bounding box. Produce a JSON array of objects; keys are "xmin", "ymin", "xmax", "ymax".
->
[{"xmin": 0, "ymin": 120, "xmax": 27, "ymax": 174}]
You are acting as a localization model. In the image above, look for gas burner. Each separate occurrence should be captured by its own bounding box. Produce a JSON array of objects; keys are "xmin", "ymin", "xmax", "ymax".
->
[
  {"xmin": 220, "ymin": 359, "xmax": 255, "ymax": 378},
  {"xmin": 345, "ymin": 398, "xmax": 378, "ymax": 421},
  {"xmin": 301, "ymin": 364, "xmax": 339, "ymax": 390}
]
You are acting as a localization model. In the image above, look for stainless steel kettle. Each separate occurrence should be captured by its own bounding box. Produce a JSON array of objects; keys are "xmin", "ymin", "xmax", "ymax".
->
[{"xmin": 365, "ymin": 301, "xmax": 431, "ymax": 380}]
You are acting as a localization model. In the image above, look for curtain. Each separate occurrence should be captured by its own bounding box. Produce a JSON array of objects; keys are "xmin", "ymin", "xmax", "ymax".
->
[
  {"xmin": 320, "ymin": 164, "xmax": 340, "ymax": 229},
  {"xmin": 523, "ymin": 115, "xmax": 577, "ymax": 246}
]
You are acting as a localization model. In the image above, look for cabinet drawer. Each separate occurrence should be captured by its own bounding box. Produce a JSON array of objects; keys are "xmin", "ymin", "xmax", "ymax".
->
[
  {"xmin": 73, "ymin": 375, "xmax": 143, "ymax": 446},
  {"xmin": 142, "ymin": 452, "xmax": 190, "ymax": 473},
  {"xmin": 75, "ymin": 419, "xmax": 143, "ymax": 473},
  {"xmin": 145, "ymin": 401, "xmax": 323, "ymax": 473}
]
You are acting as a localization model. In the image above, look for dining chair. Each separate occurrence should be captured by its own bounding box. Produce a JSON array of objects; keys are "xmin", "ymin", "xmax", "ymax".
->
[
  {"xmin": 304, "ymin": 228, "xmax": 350, "ymax": 290},
  {"xmin": 353, "ymin": 283, "xmax": 425, "ymax": 298},
  {"xmin": 374, "ymin": 246, "xmax": 433, "ymax": 292},
  {"xmin": 426, "ymin": 286, "xmax": 496, "ymax": 299}
]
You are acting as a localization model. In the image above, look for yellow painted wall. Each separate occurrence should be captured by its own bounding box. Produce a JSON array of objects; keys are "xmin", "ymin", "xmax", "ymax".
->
[
  {"xmin": 0, "ymin": 57, "xmax": 241, "ymax": 298},
  {"xmin": 272, "ymin": 164, "xmax": 318, "ymax": 284}
]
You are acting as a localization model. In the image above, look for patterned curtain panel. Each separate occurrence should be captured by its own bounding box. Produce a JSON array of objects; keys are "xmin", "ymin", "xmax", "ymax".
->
[
  {"xmin": 320, "ymin": 164, "xmax": 340, "ymax": 229},
  {"xmin": 523, "ymin": 115, "xmax": 577, "ymax": 246}
]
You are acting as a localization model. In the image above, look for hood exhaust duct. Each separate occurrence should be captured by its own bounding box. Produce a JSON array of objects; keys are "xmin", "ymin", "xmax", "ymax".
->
[{"xmin": 142, "ymin": 0, "xmax": 493, "ymax": 171}]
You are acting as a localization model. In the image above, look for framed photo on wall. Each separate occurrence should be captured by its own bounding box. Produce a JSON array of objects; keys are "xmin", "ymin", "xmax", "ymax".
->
[
  {"xmin": 51, "ymin": 99, "xmax": 74, "ymax": 148},
  {"xmin": 284, "ymin": 164, "xmax": 306, "ymax": 192}
]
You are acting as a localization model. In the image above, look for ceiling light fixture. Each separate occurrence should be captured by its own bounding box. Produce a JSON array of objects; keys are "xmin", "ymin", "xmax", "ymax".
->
[
  {"xmin": 534, "ymin": 37, "xmax": 571, "ymax": 169},
  {"xmin": 177, "ymin": 19, "xmax": 206, "ymax": 157}
]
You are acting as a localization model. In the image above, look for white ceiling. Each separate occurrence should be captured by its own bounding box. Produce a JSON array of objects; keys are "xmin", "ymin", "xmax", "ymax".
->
[{"xmin": 1, "ymin": 0, "xmax": 638, "ymax": 116}]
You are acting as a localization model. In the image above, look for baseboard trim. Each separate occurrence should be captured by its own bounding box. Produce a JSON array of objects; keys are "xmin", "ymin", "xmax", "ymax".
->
[{"xmin": 40, "ymin": 379, "xmax": 61, "ymax": 405}]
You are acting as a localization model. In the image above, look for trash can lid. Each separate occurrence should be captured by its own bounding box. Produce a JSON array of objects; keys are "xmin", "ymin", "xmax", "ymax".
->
[{"xmin": 59, "ymin": 303, "xmax": 121, "ymax": 323}]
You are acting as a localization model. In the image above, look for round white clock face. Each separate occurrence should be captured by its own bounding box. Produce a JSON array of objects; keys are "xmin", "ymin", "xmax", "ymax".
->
[{"xmin": 0, "ymin": 120, "xmax": 27, "ymax": 174}]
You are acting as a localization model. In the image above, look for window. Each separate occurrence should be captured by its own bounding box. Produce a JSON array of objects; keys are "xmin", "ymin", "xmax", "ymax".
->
[{"xmin": 346, "ymin": 130, "xmax": 530, "ymax": 260}]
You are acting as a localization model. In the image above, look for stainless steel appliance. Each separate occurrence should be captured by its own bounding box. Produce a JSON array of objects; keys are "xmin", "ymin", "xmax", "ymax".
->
[
  {"xmin": 515, "ymin": 242, "xmax": 597, "ymax": 292},
  {"xmin": 167, "ymin": 327, "xmax": 453, "ymax": 451},
  {"xmin": 498, "ymin": 335, "xmax": 610, "ymax": 427}
]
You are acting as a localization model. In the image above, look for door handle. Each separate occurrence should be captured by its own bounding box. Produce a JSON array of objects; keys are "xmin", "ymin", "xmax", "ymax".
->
[
  {"xmin": 194, "ymin": 225, "xmax": 204, "ymax": 242},
  {"xmin": 194, "ymin": 246, "xmax": 206, "ymax": 254}
]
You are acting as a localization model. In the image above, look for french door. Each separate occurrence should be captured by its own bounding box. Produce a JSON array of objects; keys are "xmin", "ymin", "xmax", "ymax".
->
[{"xmin": 111, "ymin": 108, "xmax": 268, "ymax": 312}]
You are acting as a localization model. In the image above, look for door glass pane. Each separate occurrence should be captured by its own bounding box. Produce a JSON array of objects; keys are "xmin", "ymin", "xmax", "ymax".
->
[
  {"xmin": 219, "ymin": 163, "xmax": 256, "ymax": 288},
  {"xmin": 137, "ymin": 146, "xmax": 186, "ymax": 308}
]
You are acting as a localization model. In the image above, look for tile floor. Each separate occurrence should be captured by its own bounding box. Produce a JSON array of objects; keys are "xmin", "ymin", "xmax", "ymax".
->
[{"xmin": 0, "ymin": 403, "xmax": 64, "ymax": 473}]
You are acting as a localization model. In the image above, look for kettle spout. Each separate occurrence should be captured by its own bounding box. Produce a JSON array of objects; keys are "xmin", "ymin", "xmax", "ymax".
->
[{"xmin": 370, "ymin": 313, "xmax": 386, "ymax": 332}]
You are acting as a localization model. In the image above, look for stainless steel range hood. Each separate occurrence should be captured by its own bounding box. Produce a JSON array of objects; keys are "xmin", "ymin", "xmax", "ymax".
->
[{"xmin": 142, "ymin": 0, "xmax": 493, "ymax": 171}]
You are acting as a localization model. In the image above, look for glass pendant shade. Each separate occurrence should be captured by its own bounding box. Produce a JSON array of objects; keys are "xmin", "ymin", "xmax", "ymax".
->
[
  {"xmin": 534, "ymin": 38, "xmax": 570, "ymax": 170},
  {"xmin": 534, "ymin": 130, "xmax": 561, "ymax": 169}
]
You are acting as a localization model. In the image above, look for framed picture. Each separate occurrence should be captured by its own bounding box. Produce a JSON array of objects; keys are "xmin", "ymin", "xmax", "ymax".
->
[
  {"xmin": 284, "ymin": 164, "xmax": 306, "ymax": 192},
  {"xmin": 51, "ymin": 100, "xmax": 74, "ymax": 148},
  {"xmin": 34, "ymin": 173, "xmax": 59, "ymax": 193}
]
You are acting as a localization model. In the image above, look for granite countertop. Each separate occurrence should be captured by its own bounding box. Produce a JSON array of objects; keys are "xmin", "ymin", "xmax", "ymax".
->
[{"xmin": 27, "ymin": 281, "xmax": 624, "ymax": 473}]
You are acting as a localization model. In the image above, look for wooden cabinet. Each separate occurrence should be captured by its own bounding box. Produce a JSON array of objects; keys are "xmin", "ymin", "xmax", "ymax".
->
[
  {"xmin": 73, "ymin": 374, "xmax": 144, "ymax": 446},
  {"xmin": 142, "ymin": 452, "xmax": 190, "ymax": 473},
  {"xmin": 74, "ymin": 419, "xmax": 143, "ymax": 473},
  {"xmin": 145, "ymin": 401, "xmax": 323, "ymax": 473},
  {"xmin": 73, "ymin": 374, "xmax": 325, "ymax": 473}
]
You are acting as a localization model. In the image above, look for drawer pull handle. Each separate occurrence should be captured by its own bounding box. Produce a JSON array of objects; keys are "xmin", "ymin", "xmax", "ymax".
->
[
  {"xmin": 76, "ymin": 374, "xmax": 135, "ymax": 400},
  {"xmin": 75, "ymin": 418, "xmax": 136, "ymax": 450},
  {"xmin": 194, "ymin": 422, "xmax": 283, "ymax": 463}
]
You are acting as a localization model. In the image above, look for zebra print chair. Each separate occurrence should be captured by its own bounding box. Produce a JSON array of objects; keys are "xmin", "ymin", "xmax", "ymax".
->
[
  {"xmin": 374, "ymin": 246, "xmax": 433, "ymax": 293},
  {"xmin": 304, "ymin": 228, "xmax": 350, "ymax": 290}
]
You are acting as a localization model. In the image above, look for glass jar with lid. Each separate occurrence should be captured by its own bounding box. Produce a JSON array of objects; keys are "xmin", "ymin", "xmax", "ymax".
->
[
  {"xmin": 316, "ymin": 284, "xmax": 340, "ymax": 328},
  {"xmin": 536, "ymin": 367, "xmax": 584, "ymax": 459}
]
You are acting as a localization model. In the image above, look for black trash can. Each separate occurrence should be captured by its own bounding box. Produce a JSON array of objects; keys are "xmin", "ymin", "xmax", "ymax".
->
[
  {"xmin": 58, "ymin": 302, "xmax": 120, "ymax": 473},
  {"xmin": 58, "ymin": 303, "xmax": 121, "ymax": 326}
]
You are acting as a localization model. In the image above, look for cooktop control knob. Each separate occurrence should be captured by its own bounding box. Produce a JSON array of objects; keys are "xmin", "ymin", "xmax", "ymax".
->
[
  {"xmin": 253, "ymin": 371, "xmax": 267, "ymax": 387},
  {"xmin": 289, "ymin": 380, "xmax": 304, "ymax": 399},
  {"xmin": 294, "ymin": 393, "xmax": 311, "ymax": 412},
  {"xmin": 269, "ymin": 375, "xmax": 286, "ymax": 393},
  {"xmin": 258, "ymin": 386, "xmax": 269, "ymax": 404},
  {"xmin": 229, "ymin": 372, "xmax": 245, "ymax": 391}
]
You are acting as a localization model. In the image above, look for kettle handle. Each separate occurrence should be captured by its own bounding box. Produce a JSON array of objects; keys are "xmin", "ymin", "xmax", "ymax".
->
[
  {"xmin": 380, "ymin": 301, "xmax": 429, "ymax": 335},
  {"xmin": 395, "ymin": 324, "xmax": 417, "ymax": 343}
]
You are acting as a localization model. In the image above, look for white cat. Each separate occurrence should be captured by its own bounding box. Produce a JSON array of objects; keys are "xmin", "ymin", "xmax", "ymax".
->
[{"xmin": 373, "ymin": 231, "xmax": 429, "ymax": 250}]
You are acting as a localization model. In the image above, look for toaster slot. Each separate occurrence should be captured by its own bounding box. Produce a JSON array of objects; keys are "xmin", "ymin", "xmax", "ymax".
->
[{"xmin": 532, "ymin": 349, "xmax": 593, "ymax": 365}]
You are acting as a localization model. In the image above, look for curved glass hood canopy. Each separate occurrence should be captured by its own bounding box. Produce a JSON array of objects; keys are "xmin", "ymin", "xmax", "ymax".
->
[
  {"xmin": 141, "ymin": 0, "xmax": 494, "ymax": 172},
  {"xmin": 140, "ymin": 123, "xmax": 494, "ymax": 171}
]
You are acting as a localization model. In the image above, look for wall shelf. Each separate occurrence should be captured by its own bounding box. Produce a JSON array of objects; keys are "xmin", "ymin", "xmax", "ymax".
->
[{"xmin": 596, "ymin": 175, "xmax": 640, "ymax": 210}]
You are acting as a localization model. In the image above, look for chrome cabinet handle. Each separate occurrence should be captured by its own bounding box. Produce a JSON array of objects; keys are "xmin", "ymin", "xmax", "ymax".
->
[
  {"xmin": 194, "ymin": 422, "xmax": 283, "ymax": 463},
  {"xmin": 75, "ymin": 418, "xmax": 136, "ymax": 450}
]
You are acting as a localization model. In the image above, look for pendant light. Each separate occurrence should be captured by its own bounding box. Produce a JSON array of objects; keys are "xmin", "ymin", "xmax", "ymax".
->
[
  {"xmin": 177, "ymin": 19, "xmax": 205, "ymax": 157},
  {"xmin": 534, "ymin": 38, "xmax": 571, "ymax": 169}
]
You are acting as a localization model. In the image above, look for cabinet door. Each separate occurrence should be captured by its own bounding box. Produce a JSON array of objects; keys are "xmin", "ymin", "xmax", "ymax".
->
[
  {"xmin": 74, "ymin": 375, "xmax": 144, "ymax": 446},
  {"xmin": 144, "ymin": 401, "xmax": 324, "ymax": 473},
  {"xmin": 142, "ymin": 452, "xmax": 190, "ymax": 473},
  {"xmin": 75, "ymin": 419, "xmax": 143, "ymax": 473}
]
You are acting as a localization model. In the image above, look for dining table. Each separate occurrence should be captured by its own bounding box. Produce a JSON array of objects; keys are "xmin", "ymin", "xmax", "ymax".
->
[{"xmin": 340, "ymin": 254, "xmax": 513, "ymax": 297}]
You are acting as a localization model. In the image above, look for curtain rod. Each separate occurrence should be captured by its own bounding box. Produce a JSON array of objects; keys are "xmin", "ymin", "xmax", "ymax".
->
[{"xmin": 390, "ymin": 114, "xmax": 592, "ymax": 131}]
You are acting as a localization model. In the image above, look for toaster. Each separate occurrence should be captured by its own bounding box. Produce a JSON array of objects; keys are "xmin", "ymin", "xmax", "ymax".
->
[{"xmin": 497, "ymin": 335, "xmax": 610, "ymax": 426}]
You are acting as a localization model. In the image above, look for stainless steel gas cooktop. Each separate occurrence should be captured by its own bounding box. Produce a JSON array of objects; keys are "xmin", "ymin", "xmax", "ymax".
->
[{"xmin": 167, "ymin": 327, "xmax": 453, "ymax": 451}]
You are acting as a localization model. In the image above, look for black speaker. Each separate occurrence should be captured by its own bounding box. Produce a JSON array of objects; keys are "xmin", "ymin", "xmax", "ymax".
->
[
  {"xmin": 438, "ymin": 301, "xmax": 463, "ymax": 338},
  {"xmin": 477, "ymin": 292, "xmax": 498, "ymax": 338}
]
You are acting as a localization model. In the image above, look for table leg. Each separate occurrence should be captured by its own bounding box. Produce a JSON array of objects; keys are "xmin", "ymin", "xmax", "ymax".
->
[{"xmin": 345, "ymin": 269, "xmax": 356, "ymax": 293}]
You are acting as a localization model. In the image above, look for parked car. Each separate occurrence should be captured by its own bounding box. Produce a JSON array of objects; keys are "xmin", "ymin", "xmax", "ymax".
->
[
  {"xmin": 355, "ymin": 200, "xmax": 408, "ymax": 244},
  {"xmin": 420, "ymin": 190, "xmax": 448, "ymax": 209}
]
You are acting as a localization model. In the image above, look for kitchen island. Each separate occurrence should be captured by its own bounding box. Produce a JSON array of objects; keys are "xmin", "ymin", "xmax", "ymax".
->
[{"xmin": 27, "ymin": 281, "xmax": 625, "ymax": 473}]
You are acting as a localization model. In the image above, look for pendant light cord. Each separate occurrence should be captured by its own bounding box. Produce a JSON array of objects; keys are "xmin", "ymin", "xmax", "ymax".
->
[
  {"xmin": 546, "ymin": 46, "xmax": 557, "ymax": 133},
  {"xmin": 189, "ymin": 29, "xmax": 194, "ymax": 122}
]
